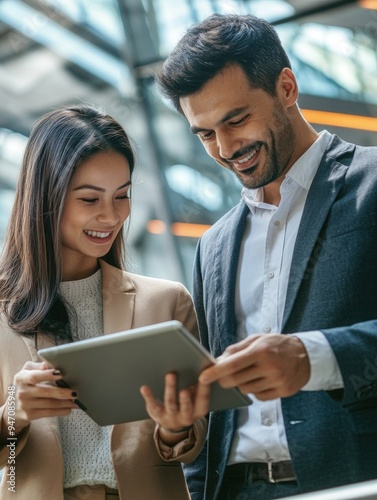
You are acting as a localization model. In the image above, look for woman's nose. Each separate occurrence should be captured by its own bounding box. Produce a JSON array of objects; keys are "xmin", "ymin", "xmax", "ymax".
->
[{"xmin": 97, "ymin": 203, "xmax": 119, "ymax": 226}]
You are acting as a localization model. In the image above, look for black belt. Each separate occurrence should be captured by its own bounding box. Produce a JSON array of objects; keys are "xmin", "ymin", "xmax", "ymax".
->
[{"xmin": 225, "ymin": 461, "xmax": 296, "ymax": 484}]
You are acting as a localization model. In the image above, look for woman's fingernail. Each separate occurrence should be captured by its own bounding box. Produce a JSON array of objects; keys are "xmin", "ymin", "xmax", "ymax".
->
[
  {"xmin": 53, "ymin": 370, "xmax": 61, "ymax": 376},
  {"xmin": 71, "ymin": 391, "xmax": 78, "ymax": 398}
]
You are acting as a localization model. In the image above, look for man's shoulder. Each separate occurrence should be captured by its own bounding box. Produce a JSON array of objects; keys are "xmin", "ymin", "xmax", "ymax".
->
[
  {"xmin": 352, "ymin": 142, "xmax": 377, "ymax": 166},
  {"xmin": 327, "ymin": 134, "xmax": 377, "ymax": 165}
]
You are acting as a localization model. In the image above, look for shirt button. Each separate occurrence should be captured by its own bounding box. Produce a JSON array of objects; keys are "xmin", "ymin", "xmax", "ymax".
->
[
  {"xmin": 263, "ymin": 326, "xmax": 272, "ymax": 333},
  {"xmin": 267, "ymin": 271, "xmax": 274, "ymax": 279},
  {"xmin": 274, "ymin": 220, "xmax": 280, "ymax": 227},
  {"xmin": 263, "ymin": 418, "xmax": 273, "ymax": 426}
]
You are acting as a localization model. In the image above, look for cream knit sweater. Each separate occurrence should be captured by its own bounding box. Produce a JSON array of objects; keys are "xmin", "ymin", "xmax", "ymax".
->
[{"xmin": 59, "ymin": 270, "xmax": 117, "ymax": 489}]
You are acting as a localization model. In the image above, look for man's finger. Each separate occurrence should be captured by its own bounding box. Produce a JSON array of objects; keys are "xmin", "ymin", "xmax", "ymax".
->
[
  {"xmin": 199, "ymin": 347, "xmax": 257, "ymax": 385},
  {"xmin": 218, "ymin": 335, "xmax": 262, "ymax": 359}
]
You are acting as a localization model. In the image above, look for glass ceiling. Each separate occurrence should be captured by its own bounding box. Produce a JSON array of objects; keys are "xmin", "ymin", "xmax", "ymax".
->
[
  {"xmin": 4, "ymin": 0, "xmax": 374, "ymax": 103},
  {"xmin": 1, "ymin": 0, "xmax": 377, "ymax": 257},
  {"xmin": 44, "ymin": 0, "xmax": 125, "ymax": 46}
]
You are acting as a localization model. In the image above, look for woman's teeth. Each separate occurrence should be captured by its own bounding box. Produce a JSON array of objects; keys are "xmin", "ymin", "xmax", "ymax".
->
[{"xmin": 84, "ymin": 230, "xmax": 111, "ymax": 238}]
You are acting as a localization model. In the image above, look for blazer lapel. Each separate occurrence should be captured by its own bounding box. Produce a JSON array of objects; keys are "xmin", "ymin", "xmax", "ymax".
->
[
  {"xmin": 282, "ymin": 135, "xmax": 355, "ymax": 330},
  {"xmin": 214, "ymin": 201, "xmax": 249, "ymax": 350},
  {"xmin": 100, "ymin": 260, "xmax": 136, "ymax": 334}
]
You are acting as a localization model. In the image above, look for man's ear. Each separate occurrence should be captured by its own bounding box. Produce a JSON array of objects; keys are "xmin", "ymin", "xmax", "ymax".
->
[{"xmin": 277, "ymin": 67, "xmax": 298, "ymax": 108}]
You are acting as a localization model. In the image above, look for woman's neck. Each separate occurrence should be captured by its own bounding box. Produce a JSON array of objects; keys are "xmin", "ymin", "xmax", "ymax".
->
[{"xmin": 62, "ymin": 258, "xmax": 100, "ymax": 282}]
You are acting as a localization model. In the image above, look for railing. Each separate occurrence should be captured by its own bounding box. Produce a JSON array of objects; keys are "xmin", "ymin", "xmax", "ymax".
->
[{"xmin": 284, "ymin": 480, "xmax": 377, "ymax": 500}]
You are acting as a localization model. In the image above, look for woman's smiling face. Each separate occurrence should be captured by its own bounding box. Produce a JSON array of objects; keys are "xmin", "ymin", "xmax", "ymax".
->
[{"xmin": 60, "ymin": 149, "xmax": 131, "ymax": 280}]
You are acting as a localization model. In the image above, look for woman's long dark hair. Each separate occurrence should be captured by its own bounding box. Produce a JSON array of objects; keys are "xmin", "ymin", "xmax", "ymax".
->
[{"xmin": 0, "ymin": 104, "xmax": 135, "ymax": 341}]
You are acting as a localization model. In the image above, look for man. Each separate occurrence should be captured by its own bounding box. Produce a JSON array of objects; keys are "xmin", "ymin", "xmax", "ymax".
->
[{"xmin": 156, "ymin": 13, "xmax": 377, "ymax": 500}]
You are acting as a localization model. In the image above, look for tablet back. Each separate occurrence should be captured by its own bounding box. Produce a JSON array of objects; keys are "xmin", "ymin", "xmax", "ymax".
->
[{"xmin": 38, "ymin": 320, "xmax": 252, "ymax": 425}]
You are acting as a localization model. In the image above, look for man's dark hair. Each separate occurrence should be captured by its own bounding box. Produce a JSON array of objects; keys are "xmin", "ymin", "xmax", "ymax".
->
[{"xmin": 156, "ymin": 13, "xmax": 292, "ymax": 113}]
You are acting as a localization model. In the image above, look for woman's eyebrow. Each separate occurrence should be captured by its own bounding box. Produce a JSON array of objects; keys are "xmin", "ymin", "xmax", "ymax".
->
[{"xmin": 73, "ymin": 180, "xmax": 132, "ymax": 192}]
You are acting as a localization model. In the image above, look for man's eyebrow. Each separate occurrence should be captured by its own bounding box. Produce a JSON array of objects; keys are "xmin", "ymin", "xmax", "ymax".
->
[
  {"xmin": 190, "ymin": 107, "xmax": 248, "ymax": 135},
  {"xmin": 190, "ymin": 125, "xmax": 208, "ymax": 135},
  {"xmin": 73, "ymin": 180, "xmax": 132, "ymax": 192}
]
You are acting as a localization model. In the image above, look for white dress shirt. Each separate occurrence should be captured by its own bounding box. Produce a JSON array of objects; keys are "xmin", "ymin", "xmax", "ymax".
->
[{"xmin": 228, "ymin": 130, "xmax": 343, "ymax": 465}]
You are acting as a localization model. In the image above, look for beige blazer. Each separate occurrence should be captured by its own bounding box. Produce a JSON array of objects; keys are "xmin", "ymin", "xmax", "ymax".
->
[{"xmin": 0, "ymin": 261, "xmax": 207, "ymax": 500}]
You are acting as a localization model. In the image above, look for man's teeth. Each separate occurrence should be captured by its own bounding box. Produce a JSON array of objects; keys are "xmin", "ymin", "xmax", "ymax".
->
[
  {"xmin": 85, "ymin": 230, "xmax": 111, "ymax": 238},
  {"xmin": 237, "ymin": 149, "xmax": 257, "ymax": 164}
]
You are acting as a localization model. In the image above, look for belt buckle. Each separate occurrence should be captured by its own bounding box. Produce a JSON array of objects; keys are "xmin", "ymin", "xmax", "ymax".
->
[
  {"xmin": 267, "ymin": 462, "xmax": 276, "ymax": 483},
  {"xmin": 267, "ymin": 462, "xmax": 295, "ymax": 483}
]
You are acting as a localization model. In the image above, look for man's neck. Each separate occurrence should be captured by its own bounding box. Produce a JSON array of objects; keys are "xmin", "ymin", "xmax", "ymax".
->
[{"xmin": 264, "ymin": 123, "xmax": 319, "ymax": 206}]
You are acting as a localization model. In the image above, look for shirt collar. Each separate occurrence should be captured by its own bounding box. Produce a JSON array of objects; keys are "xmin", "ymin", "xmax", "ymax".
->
[{"xmin": 242, "ymin": 130, "xmax": 332, "ymax": 209}]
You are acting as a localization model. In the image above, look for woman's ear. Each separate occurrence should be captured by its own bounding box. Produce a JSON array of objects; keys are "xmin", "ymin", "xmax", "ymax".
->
[{"xmin": 277, "ymin": 67, "xmax": 298, "ymax": 108}]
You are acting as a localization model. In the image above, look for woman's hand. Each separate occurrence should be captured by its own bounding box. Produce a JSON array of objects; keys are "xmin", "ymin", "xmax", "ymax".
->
[
  {"xmin": 12, "ymin": 361, "xmax": 79, "ymax": 434},
  {"xmin": 140, "ymin": 373, "xmax": 210, "ymax": 445}
]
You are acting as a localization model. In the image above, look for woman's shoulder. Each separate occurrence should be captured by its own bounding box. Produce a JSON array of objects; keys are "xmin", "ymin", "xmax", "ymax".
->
[
  {"xmin": 0, "ymin": 314, "xmax": 16, "ymax": 340},
  {"xmin": 101, "ymin": 260, "xmax": 188, "ymax": 292},
  {"xmin": 0, "ymin": 316, "xmax": 33, "ymax": 382},
  {"xmin": 100, "ymin": 261, "xmax": 191, "ymax": 302},
  {"xmin": 0, "ymin": 315, "xmax": 29, "ymax": 348},
  {"xmin": 126, "ymin": 271, "xmax": 188, "ymax": 294}
]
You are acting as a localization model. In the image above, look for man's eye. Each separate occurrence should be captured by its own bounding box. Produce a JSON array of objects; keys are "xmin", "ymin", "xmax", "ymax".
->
[
  {"xmin": 230, "ymin": 116, "xmax": 247, "ymax": 126},
  {"xmin": 200, "ymin": 131, "xmax": 214, "ymax": 140}
]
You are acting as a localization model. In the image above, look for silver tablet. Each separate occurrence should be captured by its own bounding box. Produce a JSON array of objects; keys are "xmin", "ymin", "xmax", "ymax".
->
[{"xmin": 38, "ymin": 320, "xmax": 252, "ymax": 426}]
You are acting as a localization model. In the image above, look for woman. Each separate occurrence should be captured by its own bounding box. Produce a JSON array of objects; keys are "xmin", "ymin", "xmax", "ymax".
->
[{"xmin": 0, "ymin": 105, "xmax": 208, "ymax": 500}]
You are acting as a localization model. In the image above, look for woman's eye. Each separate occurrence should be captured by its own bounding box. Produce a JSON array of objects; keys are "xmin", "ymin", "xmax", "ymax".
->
[
  {"xmin": 116, "ymin": 190, "xmax": 131, "ymax": 200},
  {"xmin": 80, "ymin": 198, "xmax": 97, "ymax": 203}
]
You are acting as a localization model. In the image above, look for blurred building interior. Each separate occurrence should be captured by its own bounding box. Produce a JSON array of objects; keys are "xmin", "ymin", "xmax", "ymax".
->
[{"xmin": 1, "ymin": 0, "xmax": 377, "ymax": 289}]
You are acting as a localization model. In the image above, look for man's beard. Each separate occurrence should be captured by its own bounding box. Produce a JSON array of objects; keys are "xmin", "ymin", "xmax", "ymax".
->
[{"xmin": 230, "ymin": 106, "xmax": 296, "ymax": 190}]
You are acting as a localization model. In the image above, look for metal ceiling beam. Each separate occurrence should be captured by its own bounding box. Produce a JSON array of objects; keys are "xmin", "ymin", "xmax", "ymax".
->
[
  {"xmin": 22, "ymin": 0, "xmax": 122, "ymax": 57},
  {"xmin": 0, "ymin": 0, "xmax": 132, "ymax": 93},
  {"xmin": 116, "ymin": 0, "xmax": 158, "ymax": 67},
  {"xmin": 272, "ymin": 0, "xmax": 358, "ymax": 25},
  {"xmin": 116, "ymin": 0, "xmax": 188, "ymax": 284}
]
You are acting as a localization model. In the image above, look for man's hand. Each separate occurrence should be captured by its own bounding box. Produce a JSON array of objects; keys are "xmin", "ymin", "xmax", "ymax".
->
[{"xmin": 199, "ymin": 334, "xmax": 310, "ymax": 400}]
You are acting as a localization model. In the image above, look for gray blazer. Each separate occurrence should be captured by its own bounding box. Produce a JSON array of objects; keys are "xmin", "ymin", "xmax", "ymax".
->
[{"xmin": 184, "ymin": 134, "xmax": 377, "ymax": 499}]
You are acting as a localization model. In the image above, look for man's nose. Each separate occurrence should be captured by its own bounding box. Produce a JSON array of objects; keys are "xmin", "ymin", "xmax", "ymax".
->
[{"xmin": 216, "ymin": 131, "xmax": 240, "ymax": 162}]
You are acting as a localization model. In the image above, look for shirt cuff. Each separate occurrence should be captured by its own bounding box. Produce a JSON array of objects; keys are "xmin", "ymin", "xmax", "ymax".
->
[{"xmin": 289, "ymin": 331, "xmax": 344, "ymax": 391}]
